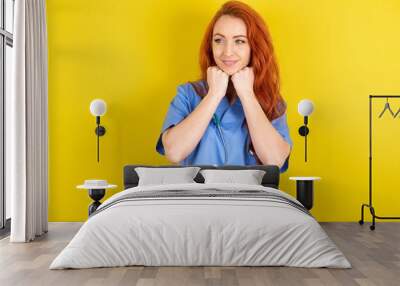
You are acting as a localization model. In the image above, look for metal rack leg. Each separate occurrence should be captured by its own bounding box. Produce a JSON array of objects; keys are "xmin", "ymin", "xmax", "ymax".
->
[
  {"xmin": 370, "ymin": 206, "xmax": 376, "ymax": 231},
  {"xmin": 359, "ymin": 204, "xmax": 366, "ymax": 225},
  {"xmin": 359, "ymin": 202, "xmax": 400, "ymax": 230},
  {"xmin": 359, "ymin": 203, "xmax": 376, "ymax": 230}
]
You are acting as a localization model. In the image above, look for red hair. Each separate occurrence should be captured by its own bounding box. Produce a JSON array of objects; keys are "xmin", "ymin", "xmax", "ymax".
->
[{"xmin": 191, "ymin": 1, "xmax": 285, "ymax": 120}]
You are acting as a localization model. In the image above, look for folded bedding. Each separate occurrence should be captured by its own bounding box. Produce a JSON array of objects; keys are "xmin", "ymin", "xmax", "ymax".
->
[{"xmin": 50, "ymin": 183, "xmax": 351, "ymax": 269}]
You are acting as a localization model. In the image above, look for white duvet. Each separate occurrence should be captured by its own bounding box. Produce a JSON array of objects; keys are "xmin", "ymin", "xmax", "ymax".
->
[{"xmin": 50, "ymin": 183, "xmax": 351, "ymax": 269}]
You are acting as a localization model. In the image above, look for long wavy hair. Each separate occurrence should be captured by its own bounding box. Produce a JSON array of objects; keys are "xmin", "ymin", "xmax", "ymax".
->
[{"xmin": 190, "ymin": 1, "xmax": 285, "ymax": 120}]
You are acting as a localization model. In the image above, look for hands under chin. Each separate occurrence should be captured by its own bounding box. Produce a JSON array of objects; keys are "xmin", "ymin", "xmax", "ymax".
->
[
  {"xmin": 207, "ymin": 66, "xmax": 255, "ymax": 101},
  {"xmin": 231, "ymin": 67, "xmax": 255, "ymax": 100}
]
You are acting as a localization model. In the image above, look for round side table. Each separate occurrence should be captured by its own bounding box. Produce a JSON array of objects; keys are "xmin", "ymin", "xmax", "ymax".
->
[
  {"xmin": 289, "ymin": 177, "xmax": 321, "ymax": 210},
  {"xmin": 77, "ymin": 181, "xmax": 117, "ymax": 216}
]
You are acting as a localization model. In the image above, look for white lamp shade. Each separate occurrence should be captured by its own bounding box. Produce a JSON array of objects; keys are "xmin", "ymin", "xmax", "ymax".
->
[
  {"xmin": 298, "ymin": 99, "xmax": 314, "ymax": 116},
  {"xmin": 90, "ymin": 99, "xmax": 107, "ymax": 116}
]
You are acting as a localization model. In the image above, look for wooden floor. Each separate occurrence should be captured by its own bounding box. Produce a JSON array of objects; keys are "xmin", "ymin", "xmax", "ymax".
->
[{"xmin": 0, "ymin": 222, "xmax": 399, "ymax": 286}]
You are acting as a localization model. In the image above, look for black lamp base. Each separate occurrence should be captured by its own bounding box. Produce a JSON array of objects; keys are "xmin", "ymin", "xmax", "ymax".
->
[
  {"xmin": 296, "ymin": 180, "xmax": 314, "ymax": 210},
  {"xmin": 298, "ymin": 126, "xmax": 309, "ymax": 136},
  {"xmin": 95, "ymin": 126, "xmax": 106, "ymax": 136},
  {"xmin": 88, "ymin": 189, "xmax": 105, "ymax": 216}
]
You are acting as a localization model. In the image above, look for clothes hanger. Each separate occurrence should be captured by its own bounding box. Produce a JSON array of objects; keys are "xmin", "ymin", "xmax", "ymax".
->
[
  {"xmin": 393, "ymin": 107, "xmax": 400, "ymax": 118},
  {"xmin": 378, "ymin": 97, "xmax": 395, "ymax": 118}
]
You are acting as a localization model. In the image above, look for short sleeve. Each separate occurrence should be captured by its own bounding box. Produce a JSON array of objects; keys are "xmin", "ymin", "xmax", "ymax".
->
[
  {"xmin": 156, "ymin": 85, "xmax": 192, "ymax": 155},
  {"xmin": 271, "ymin": 112, "xmax": 293, "ymax": 173}
]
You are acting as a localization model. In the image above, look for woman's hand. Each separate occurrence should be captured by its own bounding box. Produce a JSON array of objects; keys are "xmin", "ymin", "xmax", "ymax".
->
[
  {"xmin": 231, "ymin": 67, "xmax": 255, "ymax": 100},
  {"xmin": 207, "ymin": 66, "xmax": 229, "ymax": 100}
]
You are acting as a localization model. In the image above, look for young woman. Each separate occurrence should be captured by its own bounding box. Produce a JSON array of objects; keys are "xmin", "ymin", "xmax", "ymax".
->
[{"xmin": 156, "ymin": 1, "xmax": 292, "ymax": 172}]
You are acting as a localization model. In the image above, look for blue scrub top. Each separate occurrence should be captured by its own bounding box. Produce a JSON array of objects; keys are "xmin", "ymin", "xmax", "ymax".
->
[{"xmin": 156, "ymin": 82, "xmax": 293, "ymax": 173}]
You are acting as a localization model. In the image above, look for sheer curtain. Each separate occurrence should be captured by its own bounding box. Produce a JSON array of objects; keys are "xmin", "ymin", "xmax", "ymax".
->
[{"xmin": 8, "ymin": 0, "xmax": 48, "ymax": 242}]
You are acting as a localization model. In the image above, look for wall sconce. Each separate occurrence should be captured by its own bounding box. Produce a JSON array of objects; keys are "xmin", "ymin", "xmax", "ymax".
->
[
  {"xmin": 89, "ymin": 99, "xmax": 107, "ymax": 162},
  {"xmin": 298, "ymin": 99, "xmax": 314, "ymax": 162}
]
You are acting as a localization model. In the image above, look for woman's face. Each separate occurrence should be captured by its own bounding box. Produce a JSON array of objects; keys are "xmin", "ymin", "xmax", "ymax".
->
[{"xmin": 212, "ymin": 15, "xmax": 251, "ymax": 76}]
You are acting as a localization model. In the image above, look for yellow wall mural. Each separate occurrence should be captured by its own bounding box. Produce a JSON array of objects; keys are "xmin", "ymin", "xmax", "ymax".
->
[{"xmin": 46, "ymin": 0, "xmax": 400, "ymax": 221}]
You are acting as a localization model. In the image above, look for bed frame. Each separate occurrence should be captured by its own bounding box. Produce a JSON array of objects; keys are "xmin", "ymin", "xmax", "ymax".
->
[{"xmin": 123, "ymin": 165, "xmax": 280, "ymax": 189}]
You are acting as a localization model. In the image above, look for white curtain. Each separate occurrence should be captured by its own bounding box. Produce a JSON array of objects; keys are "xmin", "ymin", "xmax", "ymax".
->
[{"xmin": 8, "ymin": 0, "xmax": 48, "ymax": 242}]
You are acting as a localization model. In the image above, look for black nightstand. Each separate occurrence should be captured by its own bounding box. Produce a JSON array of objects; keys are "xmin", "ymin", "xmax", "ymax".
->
[
  {"xmin": 289, "ymin": 177, "xmax": 321, "ymax": 210},
  {"xmin": 77, "ymin": 180, "xmax": 117, "ymax": 216}
]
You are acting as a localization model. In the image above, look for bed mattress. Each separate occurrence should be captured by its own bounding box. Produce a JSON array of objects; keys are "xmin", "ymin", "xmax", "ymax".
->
[{"xmin": 50, "ymin": 183, "xmax": 351, "ymax": 269}]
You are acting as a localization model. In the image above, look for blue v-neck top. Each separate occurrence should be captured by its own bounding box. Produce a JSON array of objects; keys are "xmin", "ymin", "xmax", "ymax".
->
[{"xmin": 156, "ymin": 82, "xmax": 292, "ymax": 173}]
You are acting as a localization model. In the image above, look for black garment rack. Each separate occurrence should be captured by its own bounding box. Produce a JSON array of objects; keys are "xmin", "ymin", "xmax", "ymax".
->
[{"xmin": 359, "ymin": 95, "xmax": 400, "ymax": 230}]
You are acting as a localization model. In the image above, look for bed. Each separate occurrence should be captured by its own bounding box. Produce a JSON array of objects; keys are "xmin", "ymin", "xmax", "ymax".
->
[{"xmin": 50, "ymin": 165, "xmax": 351, "ymax": 269}]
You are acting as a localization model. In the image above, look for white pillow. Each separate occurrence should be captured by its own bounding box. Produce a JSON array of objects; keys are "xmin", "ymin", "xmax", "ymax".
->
[
  {"xmin": 200, "ymin": 169, "xmax": 266, "ymax": 185},
  {"xmin": 135, "ymin": 167, "xmax": 200, "ymax": 186}
]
